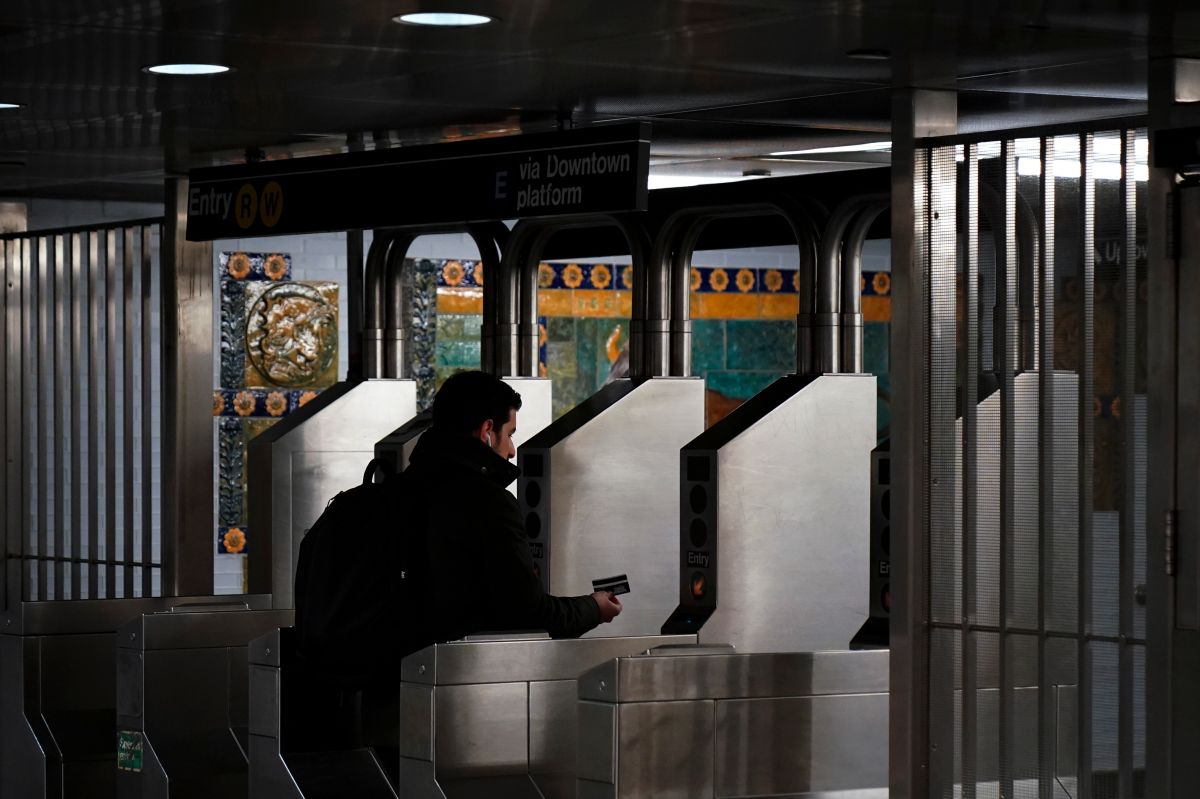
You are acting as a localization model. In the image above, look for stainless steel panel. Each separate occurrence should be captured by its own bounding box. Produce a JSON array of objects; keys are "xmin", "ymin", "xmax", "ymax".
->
[
  {"xmin": 247, "ymin": 664, "xmax": 280, "ymax": 739},
  {"xmin": 122, "ymin": 226, "xmax": 135, "ymax": 598},
  {"xmin": 161, "ymin": 179, "xmax": 215, "ymax": 596},
  {"xmin": 105, "ymin": 228, "xmax": 117, "ymax": 596},
  {"xmin": 402, "ymin": 634, "xmax": 694, "ymax": 684},
  {"xmin": 546, "ymin": 378, "xmax": 705, "ymax": 636},
  {"xmin": 434, "ymin": 682, "xmax": 528, "ymax": 777},
  {"xmin": 614, "ymin": 700, "xmax": 714, "ymax": 798},
  {"xmin": 577, "ymin": 701, "xmax": 617, "ymax": 785},
  {"xmin": 70, "ymin": 232, "xmax": 83, "ymax": 600},
  {"xmin": 87, "ymin": 230, "xmax": 101, "ymax": 597},
  {"xmin": 699, "ymin": 373, "xmax": 875, "ymax": 653},
  {"xmin": 248, "ymin": 378, "xmax": 416, "ymax": 607},
  {"xmin": 0, "ymin": 595, "xmax": 269, "ymax": 635},
  {"xmin": 36, "ymin": 235, "xmax": 48, "ymax": 599},
  {"xmin": 528, "ymin": 680, "xmax": 576, "ymax": 776},
  {"xmin": 119, "ymin": 607, "xmax": 291, "ymax": 651},
  {"xmin": 400, "ymin": 683, "xmax": 434, "ymax": 761},
  {"xmin": 579, "ymin": 649, "xmax": 889, "ymax": 702},
  {"xmin": 53, "ymin": 234, "xmax": 65, "ymax": 597},
  {"xmin": 713, "ymin": 693, "xmax": 889, "ymax": 797}
]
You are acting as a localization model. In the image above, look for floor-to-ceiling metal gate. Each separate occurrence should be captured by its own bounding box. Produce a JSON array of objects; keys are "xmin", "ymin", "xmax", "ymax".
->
[
  {"xmin": 897, "ymin": 125, "xmax": 1149, "ymax": 798},
  {"xmin": 1, "ymin": 219, "xmax": 165, "ymax": 604}
]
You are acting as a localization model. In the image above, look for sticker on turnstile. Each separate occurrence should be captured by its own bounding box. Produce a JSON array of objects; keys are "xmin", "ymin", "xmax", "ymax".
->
[
  {"xmin": 117, "ymin": 730, "xmax": 143, "ymax": 773},
  {"xmin": 592, "ymin": 574, "xmax": 630, "ymax": 595}
]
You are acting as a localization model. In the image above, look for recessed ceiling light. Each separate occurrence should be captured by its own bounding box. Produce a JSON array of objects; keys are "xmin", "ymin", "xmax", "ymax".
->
[
  {"xmin": 770, "ymin": 141, "xmax": 892, "ymax": 157},
  {"xmin": 394, "ymin": 12, "xmax": 493, "ymax": 26},
  {"xmin": 846, "ymin": 48, "xmax": 890, "ymax": 61},
  {"xmin": 0, "ymin": 102, "xmax": 22, "ymax": 109},
  {"xmin": 144, "ymin": 63, "xmax": 231, "ymax": 76}
]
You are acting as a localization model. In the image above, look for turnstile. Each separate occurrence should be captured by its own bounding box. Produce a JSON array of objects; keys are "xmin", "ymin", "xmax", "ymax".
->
[
  {"xmin": 664, "ymin": 373, "xmax": 877, "ymax": 652},
  {"xmin": 0, "ymin": 595, "xmax": 271, "ymax": 799},
  {"xmin": 248, "ymin": 378, "xmax": 418, "ymax": 609},
  {"xmin": 115, "ymin": 607, "xmax": 294, "ymax": 798},
  {"xmin": 399, "ymin": 634, "xmax": 697, "ymax": 799},
  {"xmin": 517, "ymin": 377, "xmax": 707, "ymax": 636},
  {"xmin": 248, "ymin": 627, "xmax": 399, "ymax": 799},
  {"xmin": 576, "ymin": 649, "xmax": 890, "ymax": 799}
]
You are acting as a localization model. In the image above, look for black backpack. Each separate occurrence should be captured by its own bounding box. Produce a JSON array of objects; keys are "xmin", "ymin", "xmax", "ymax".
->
[{"xmin": 293, "ymin": 458, "xmax": 422, "ymax": 687}]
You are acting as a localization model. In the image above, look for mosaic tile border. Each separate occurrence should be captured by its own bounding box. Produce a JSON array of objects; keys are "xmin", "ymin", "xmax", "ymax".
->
[
  {"xmin": 213, "ymin": 388, "xmax": 323, "ymax": 418},
  {"xmin": 219, "ymin": 251, "xmax": 293, "ymax": 283},
  {"xmin": 434, "ymin": 260, "xmax": 893, "ymax": 298}
]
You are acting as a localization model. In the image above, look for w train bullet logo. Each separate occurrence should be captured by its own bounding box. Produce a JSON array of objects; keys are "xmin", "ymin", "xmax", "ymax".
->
[{"xmin": 230, "ymin": 181, "xmax": 285, "ymax": 230}]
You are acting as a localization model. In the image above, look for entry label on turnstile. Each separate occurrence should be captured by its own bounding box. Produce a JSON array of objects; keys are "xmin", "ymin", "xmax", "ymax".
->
[{"xmin": 117, "ymin": 730, "xmax": 144, "ymax": 773}]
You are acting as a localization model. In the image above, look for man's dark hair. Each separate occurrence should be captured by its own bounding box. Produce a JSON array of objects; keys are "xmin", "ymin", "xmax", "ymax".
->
[{"xmin": 432, "ymin": 371, "xmax": 523, "ymax": 437}]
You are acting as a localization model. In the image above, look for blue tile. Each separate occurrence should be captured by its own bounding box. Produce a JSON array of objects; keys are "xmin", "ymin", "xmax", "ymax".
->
[
  {"xmin": 725, "ymin": 320, "xmax": 795, "ymax": 371},
  {"xmin": 691, "ymin": 320, "xmax": 726, "ymax": 371}
]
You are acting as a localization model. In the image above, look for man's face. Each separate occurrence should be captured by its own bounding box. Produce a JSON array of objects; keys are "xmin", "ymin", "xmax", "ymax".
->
[{"xmin": 484, "ymin": 408, "xmax": 518, "ymax": 461}]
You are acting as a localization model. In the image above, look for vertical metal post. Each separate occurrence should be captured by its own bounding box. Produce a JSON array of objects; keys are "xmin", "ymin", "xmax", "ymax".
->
[
  {"xmin": 6, "ymin": 238, "xmax": 29, "ymax": 607},
  {"xmin": 1077, "ymin": 131, "xmax": 1096, "ymax": 799},
  {"xmin": 123, "ymin": 226, "xmax": 136, "ymax": 596},
  {"xmin": 998, "ymin": 138, "xmax": 1018, "ymax": 799},
  {"xmin": 70, "ymin": 232, "xmax": 82, "ymax": 600},
  {"xmin": 87, "ymin": 230, "xmax": 101, "ymax": 597},
  {"xmin": 346, "ymin": 230, "xmax": 364, "ymax": 380},
  {"xmin": 1143, "ymin": 54, "xmax": 1185, "ymax": 797},
  {"xmin": 36, "ymin": 236, "xmax": 48, "ymax": 599},
  {"xmin": 961, "ymin": 144, "xmax": 980, "ymax": 799},
  {"xmin": 105, "ymin": 229, "xmax": 117, "ymax": 597},
  {"xmin": 141, "ymin": 225, "xmax": 155, "ymax": 597},
  {"xmin": 53, "ymin": 235, "xmax": 66, "ymax": 597},
  {"xmin": 1037, "ymin": 135, "xmax": 1057, "ymax": 799},
  {"xmin": 890, "ymin": 86, "xmax": 955, "ymax": 799},
  {"xmin": 1118, "ymin": 127, "xmax": 1137, "ymax": 799},
  {"xmin": 161, "ymin": 179, "xmax": 215, "ymax": 597},
  {"xmin": 2, "ymin": 239, "xmax": 14, "ymax": 609}
]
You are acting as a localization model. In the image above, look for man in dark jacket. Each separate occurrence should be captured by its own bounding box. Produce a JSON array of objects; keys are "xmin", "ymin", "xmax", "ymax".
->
[{"xmin": 405, "ymin": 371, "xmax": 622, "ymax": 646}]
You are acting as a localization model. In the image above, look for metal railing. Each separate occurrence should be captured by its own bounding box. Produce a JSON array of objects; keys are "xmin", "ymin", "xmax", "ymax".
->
[{"xmin": 2, "ymin": 218, "xmax": 165, "ymax": 606}]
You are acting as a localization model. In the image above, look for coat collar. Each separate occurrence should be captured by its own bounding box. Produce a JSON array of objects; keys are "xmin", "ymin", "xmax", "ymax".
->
[{"xmin": 409, "ymin": 426, "xmax": 521, "ymax": 488}]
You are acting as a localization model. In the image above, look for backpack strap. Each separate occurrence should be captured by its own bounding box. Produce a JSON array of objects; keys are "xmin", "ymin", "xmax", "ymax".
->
[{"xmin": 361, "ymin": 457, "xmax": 397, "ymax": 486}]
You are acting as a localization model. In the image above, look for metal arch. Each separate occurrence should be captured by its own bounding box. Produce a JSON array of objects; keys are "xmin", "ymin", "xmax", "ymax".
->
[
  {"xmin": 383, "ymin": 232, "xmax": 417, "ymax": 379},
  {"xmin": 366, "ymin": 223, "xmax": 509, "ymax": 379},
  {"xmin": 649, "ymin": 197, "xmax": 822, "ymax": 378},
  {"xmin": 471, "ymin": 221, "xmax": 509, "ymax": 376},
  {"xmin": 496, "ymin": 215, "xmax": 651, "ymax": 378},
  {"xmin": 841, "ymin": 201, "xmax": 889, "ymax": 374},
  {"xmin": 362, "ymin": 232, "xmax": 392, "ymax": 379},
  {"xmin": 818, "ymin": 194, "xmax": 888, "ymax": 374}
]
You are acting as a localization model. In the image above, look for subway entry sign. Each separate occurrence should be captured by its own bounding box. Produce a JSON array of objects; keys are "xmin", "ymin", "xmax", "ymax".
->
[{"xmin": 186, "ymin": 123, "xmax": 650, "ymax": 240}]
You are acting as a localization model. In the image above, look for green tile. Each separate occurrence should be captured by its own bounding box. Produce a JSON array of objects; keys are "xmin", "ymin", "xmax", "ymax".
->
[
  {"xmin": 548, "ymin": 316, "xmax": 575, "ymax": 342},
  {"xmin": 437, "ymin": 315, "xmax": 465, "ymax": 340},
  {"xmin": 725, "ymin": 320, "xmax": 795, "ymax": 371},
  {"xmin": 863, "ymin": 322, "xmax": 889, "ymax": 375},
  {"xmin": 547, "ymin": 341, "xmax": 577, "ymax": 379},
  {"xmin": 435, "ymin": 340, "xmax": 481, "ymax": 369},
  {"xmin": 705, "ymin": 370, "xmax": 780, "ymax": 400},
  {"xmin": 691, "ymin": 319, "xmax": 726, "ymax": 371}
]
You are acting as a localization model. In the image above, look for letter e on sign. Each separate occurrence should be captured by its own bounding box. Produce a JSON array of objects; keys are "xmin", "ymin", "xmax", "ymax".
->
[
  {"xmin": 260, "ymin": 181, "xmax": 283, "ymax": 228},
  {"xmin": 235, "ymin": 184, "xmax": 258, "ymax": 230}
]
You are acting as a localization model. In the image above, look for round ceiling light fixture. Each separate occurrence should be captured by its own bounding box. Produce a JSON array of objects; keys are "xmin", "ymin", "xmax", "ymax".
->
[
  {"xmin": 846, "ymin": 48, "xmax": 891, "ymax": 61},
  {"xmin": 144, "ymin": 63, "xmax": 231, "ymax": 76},
  {"xmin": 394, "ymin": 12, "xmax": 494, "ymax": 26}
]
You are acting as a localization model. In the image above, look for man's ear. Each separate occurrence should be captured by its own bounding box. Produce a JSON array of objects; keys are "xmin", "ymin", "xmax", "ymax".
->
[{"xmin": 475, "ymin": 418, "xmax": 495, "ymax": 444}]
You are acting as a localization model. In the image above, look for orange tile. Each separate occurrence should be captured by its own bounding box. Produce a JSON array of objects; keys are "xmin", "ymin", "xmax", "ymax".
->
[
  {"xmin": 437, "ymin": 288, "xmax": 483, "ymax": 315},
  {"xmin": 537, "ymin": 291, "xmax": 573, "ymax": 316},
  {"xmin": 691, "ymin": 293, "xmax": 763, "ymax": 319},
  {"xmin": 862, "ymin": 296, "xmax": 891, "ymax": 323},
  {"xmin": 573, "ymin": 290, "xmax": 623, "ymax": 317},
  {"xmin": 759, "ymin": 294, "xmax": 800, "ymax": 319}
]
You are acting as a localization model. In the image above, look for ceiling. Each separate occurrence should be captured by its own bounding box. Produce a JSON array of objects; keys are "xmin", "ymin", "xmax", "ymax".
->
[{"xmin": 0, "ymin": 1, "xmax": 1196, "ymax": 202}]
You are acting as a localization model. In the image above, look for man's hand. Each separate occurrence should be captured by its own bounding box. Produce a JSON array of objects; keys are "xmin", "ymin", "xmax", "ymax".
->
[{"xmin": 592, "ymin": 591, "xmax": 622, "ymax": 623}]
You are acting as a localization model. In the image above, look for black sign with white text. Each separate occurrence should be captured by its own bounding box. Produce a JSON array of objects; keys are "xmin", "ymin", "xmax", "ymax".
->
[{"xmin": 186, "ymin": 123, "xmax": 650, "ymax": 240}]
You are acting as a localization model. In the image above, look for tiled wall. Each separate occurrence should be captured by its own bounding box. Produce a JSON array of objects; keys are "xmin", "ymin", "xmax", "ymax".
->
[{"xmin": 433, "ymin": 259, "xmax": 893, "ymax": 432}]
